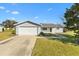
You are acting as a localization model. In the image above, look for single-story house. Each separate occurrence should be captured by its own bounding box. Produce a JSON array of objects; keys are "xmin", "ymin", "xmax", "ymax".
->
[
  {"xmin": 0, "ymin": 24, "xmax": 3, "ymax": 32},
  {"xmin": 15, "ymin": 21, "xmax": 41, "ymax": 35},
  {"xmin": 41, "ymin": 23, "xmax": 63, "ymax": 33},
  {"xmin": 15, "ymin": 21, "xmax": 64, "ymax": 35}
]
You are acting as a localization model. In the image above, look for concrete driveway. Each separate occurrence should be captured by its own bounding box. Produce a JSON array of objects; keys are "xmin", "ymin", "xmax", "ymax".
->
[{"xmin": 0, "ymin": 35, "xmax": 36, "ymax": 56}]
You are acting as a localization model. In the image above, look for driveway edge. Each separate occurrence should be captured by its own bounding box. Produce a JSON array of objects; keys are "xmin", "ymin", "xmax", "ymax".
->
[
  {"xmin": 30, "ymin": 38, "xmax": 37, "ymax": 56},
  {"xmin": 24, "ymin": 36, "xmax": 37, "ymax": 56}
]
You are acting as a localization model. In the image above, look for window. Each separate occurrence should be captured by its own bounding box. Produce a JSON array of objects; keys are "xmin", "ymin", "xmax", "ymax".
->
[
  {"xmin": 42, "ymin": 28, "xmax": 47, "ymax": 30},
  {"xmin": 57, "ymin": 27, "xmax": 60, "ymax": 29}
]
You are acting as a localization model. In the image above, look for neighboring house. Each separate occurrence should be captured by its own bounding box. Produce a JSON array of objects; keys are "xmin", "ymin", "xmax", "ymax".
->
[
  {"xmin": 0, "ymin": 24, "xmax": 3, "ymax": 32},
  {"xmin": 15, "ymin": 21, "xmax": 64, "ymax": 35}
]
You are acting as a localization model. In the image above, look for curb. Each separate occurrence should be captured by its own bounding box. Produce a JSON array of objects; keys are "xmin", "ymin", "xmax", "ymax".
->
[{"xmin": 0, "ymin": 36, "xmax": 16, "ymax": 44}]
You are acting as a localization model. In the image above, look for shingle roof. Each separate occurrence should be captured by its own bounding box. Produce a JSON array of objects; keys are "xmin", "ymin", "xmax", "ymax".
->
[
  {"xmin": 55, "ymin": 24, "xmax": 64, "ymax": 28},
  {"xmin": 15, "ymin": 21, "xmax": 41, "ymax": 26},
  {"xmin": 41, "ymin": 23, "xmax": 63, "ymax": 28},
  {"xmin": 41, "ymin": 23, "xmax": 56, "ymax": 27}
]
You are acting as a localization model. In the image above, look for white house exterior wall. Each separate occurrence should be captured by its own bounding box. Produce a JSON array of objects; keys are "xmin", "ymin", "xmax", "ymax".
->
[
  {"xmin": 52, "ymin": 28, "xmax": 63, "ymax": 33},
  {"xmin": 37, "ymin": 27, "xmax": 41, "ymax": 34},
  {"xmin": 56, "ymin": 28, "xmax": 63, "ymax": 33},
  {"xmin": 41, "ymin": 27, "xmax": 63, "ymax": 34},
  {"xmin": 16, "ymin": 27, "xmax": 19, "ymax": 35},
  {"xmin": 0, "ymin": 27, "xmax": 2, "ymax": 32},
  {"xmin": 52, "ymin": 28, "xmax": 57, "ymax": 33},
  {"xmin": 16, "ymin": 22, "xmax": 41, "ymax": 35},
  {"xmin": 16, "ymin": 21, "xmax": 63, "ymax": 35}
]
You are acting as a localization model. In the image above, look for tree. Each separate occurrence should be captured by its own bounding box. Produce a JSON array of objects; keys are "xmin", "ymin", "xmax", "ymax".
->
[
  {"xmin": 64, "ymin": 4, "xmax": 79, "ymax": 30},
  {"xmin": 64, "ymin": 3, "xmax": 79, "ymax": 44},
  {"xmin": 64, "ymin": 3, "xmax": 79, "ymax": 30},
  {"xmin": 2, "ymin": 19, "xmax": 17, "ymax": 28}
]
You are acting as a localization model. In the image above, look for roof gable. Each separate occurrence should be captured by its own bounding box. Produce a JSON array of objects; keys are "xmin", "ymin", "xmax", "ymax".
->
[{"xmin": 15, "ymin": 21, "xmax": 41, "ymax": 26}]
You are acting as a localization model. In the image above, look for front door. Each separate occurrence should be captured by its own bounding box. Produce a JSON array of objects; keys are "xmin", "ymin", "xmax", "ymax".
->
[{"xmin": 50, "ymin": 28, "xmax": 52, "ymax": 32}]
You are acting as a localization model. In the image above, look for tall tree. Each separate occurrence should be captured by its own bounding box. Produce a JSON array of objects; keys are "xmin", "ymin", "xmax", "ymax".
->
[
  {"xmin": 64, "ymin": 3, "xmax": 79, "ymax": 30},
  {"xmin": 2, "ymin": 19, "xmax": 17, "ymax": 28},
  {"xmin": 64, "ymin": 3, "xmax": 79, "ymax": 43}
]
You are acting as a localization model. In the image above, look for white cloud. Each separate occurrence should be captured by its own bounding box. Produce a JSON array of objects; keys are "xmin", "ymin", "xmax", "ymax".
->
[
  {"xmin": 34, "ymin": 16, "xmax": 39, "ymax": 19},
  {"xmin": 11, "ymin": 11, "xmax": 20, "ymax": 14},
  {"xmin": 0, "ymin": 6, "xmax": 5, "ymax": 10},
  {"xmin": 48, "ymin": 8, "xmax": 53, "ymax": 11}
]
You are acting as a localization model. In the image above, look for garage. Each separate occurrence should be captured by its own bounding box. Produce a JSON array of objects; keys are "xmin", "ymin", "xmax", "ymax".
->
[{"xmin": 15, "ymin": 21, "xmax": 41, "ymax": 35}]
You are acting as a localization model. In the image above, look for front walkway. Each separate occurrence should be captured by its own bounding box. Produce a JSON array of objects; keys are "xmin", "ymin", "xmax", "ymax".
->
[{"xmin": 0, "ymin": 35, "xmax": 36, "ymax": 56}]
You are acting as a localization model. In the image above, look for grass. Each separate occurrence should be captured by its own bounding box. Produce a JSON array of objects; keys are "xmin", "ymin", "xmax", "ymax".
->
[
  {"xmin": 0, "ymin": 29, "xmax": 15, "ymax": 41},
  {"xmin": 39, "ymin": 31, "xmax": 76, "ymax": 43},
  {"xmin": 32, "ymin": 38, "xmax": 79, "ymax": 56},
  {"xmin": 62, "ymin": 31, "xmax": 75, "ymax": 36},
  {"xmin": 32, "ymin": 31, "xmax": 79, "ymax": 56},
  {"xmin": 58, "ymin": 31, "xmax": 76, "ymax": 43}
]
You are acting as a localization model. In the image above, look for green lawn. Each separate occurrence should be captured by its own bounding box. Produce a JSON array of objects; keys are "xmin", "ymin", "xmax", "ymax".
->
[
  {"xmin": 0, "ymin": 30, "xmax": 14, "ymax": 41},
  {"xmin": 32, "ymin": 31, "xmax": 79, "ymax": 56},
  {"xmin": 32, "ymin": 38, "xmax": 79, "ymax": 56},
  {"xmin": 62, "ymin": 31, "xmax": 75, "ymax": 36}
]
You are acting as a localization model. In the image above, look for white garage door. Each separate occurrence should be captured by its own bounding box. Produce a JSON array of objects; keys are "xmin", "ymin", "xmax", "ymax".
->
[{"xmin": 17, "ymin": 27, "xmax": 38, "ymax": 35}]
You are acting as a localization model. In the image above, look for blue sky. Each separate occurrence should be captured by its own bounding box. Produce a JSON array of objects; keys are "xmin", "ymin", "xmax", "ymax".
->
[{"xmin": 0, "ymin": 3, "xmax": 72, "ymax": 24}]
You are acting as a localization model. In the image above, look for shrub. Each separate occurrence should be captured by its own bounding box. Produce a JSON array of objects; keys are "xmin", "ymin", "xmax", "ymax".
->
[
  {"xmin": 38, "ymin": 32, "xmax": 53, "ymax": 36},
  {"xmin": 74, "ymin": 38, "xmax": 79, "ymax": 45},
  {"xmin": 2, "ymin": 28, "xmax": 4, "ymax": 32},
  {"xmin": 12, "ymin": 30, "xmax": 16, "ymax": 35},
  {"xmin": 38, "ymin": 32, "xmax": 45, "ymax": 36},
  {"xmin": 45, "ymin": 33, "xmax": 52, "ymax": 36}
]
